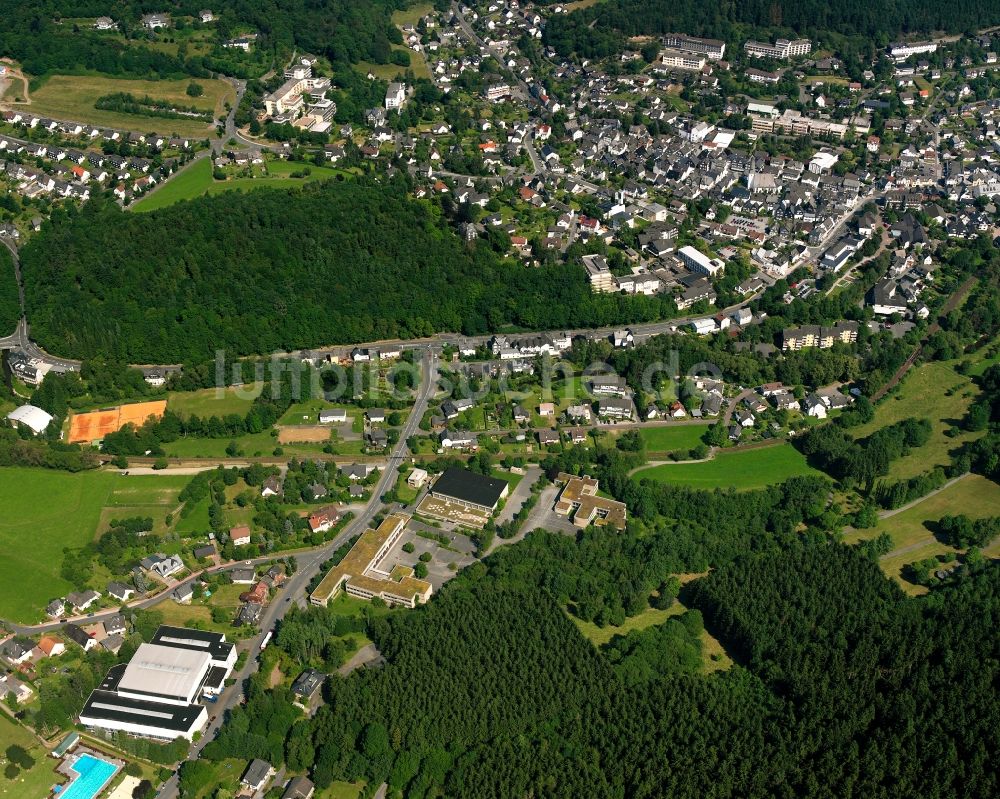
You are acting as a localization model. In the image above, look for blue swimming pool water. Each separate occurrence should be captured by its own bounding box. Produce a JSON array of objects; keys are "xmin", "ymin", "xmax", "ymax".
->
[{"xmin": 56, "ymin": 754, "xmax": 118, "ymax": 799}]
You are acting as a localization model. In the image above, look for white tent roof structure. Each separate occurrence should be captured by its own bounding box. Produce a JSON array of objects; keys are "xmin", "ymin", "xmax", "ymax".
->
[{"xmin": 7, "ymin": 404, "xmax": 53, "ymax": 435}]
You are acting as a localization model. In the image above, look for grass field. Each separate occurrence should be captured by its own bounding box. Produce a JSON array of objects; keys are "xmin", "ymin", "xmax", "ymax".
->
[
  {"xmin": 0, "ymin": 468, "xmax": 190, "ymax": 621},
  {"xmin": 318, "ymin": 780, "xmax": 366, "ymax": 799},
  {"xmin": 637, "ymin": 425, "xmax": 709, "ymax": 453},
  {"xmin": 157, "ymin": 583, "xmax": 246, "ymax": 634},
  {"xmin": 845, "ymin": 474, "xmax": 1000, "ymax": 595},
  {"xmin": 161, "ymin": 427, "xmax": 334, "ymax": 458},
  {"xmin": 562, "ymin": 0, "xmax": 607, "ymax": 10},
  {"xmin": 573, "ymin": 598, "xmax": 733, "ymax": 673},
  {"xmin": 168, "ymin": 385, "xmax": 262, "ymax": 418},
  {"xmin": 967, "ymin": 351, "xmax": 1000, "ymax": 377},
  {"xmin": 0, "ymin": 713, "xmax": 57, "ymax": 798},
  {"xmin": 853, "ymin": 360, "xmax": 982, "ymax": 480},
  {"xmin": 28, "ymin": 74, "xmax": 234, "ymax": 137},
  {"xmin": 277, "ymin": 401, "xmax": 361, "ymax": 428},
  {"xmin": 133, "ymin": 157, "xmax": 345, "ymax": 211},
  {"xmin": 633, "ymin": 443, "xmax": 821, "ymax": 490},
  {"xmin": 573, "ymin": 603, "xmax": 681, "ymax": 646}
]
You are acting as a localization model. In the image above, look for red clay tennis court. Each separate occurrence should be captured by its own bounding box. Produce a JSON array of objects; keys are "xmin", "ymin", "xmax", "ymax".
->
[{"xmin": 68, "ymin": 400, "xmax": 167, "ymax": 444}]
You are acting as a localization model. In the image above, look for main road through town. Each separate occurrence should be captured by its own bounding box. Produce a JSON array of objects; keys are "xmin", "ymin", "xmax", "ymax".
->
[{"xmin": 147, "ymin": 348, "xmax": 436, "ymax": 799}]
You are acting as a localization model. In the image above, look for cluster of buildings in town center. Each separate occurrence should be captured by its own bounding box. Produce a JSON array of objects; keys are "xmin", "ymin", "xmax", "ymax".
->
[{"xmin": 79, "ymin": 626, "xmax": 236, "ymax": 740}]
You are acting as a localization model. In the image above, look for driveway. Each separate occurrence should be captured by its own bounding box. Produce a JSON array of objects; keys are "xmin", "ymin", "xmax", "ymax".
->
[{"xmin": 495, "ymin": 466, "xmax": 541, "ymax": 525}]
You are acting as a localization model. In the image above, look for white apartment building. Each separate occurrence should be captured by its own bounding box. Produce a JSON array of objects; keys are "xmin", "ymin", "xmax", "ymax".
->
[
  {"xmin": 679, "ymin": 245, "xmax": 725, "ymax": 277},
  {"xmin": 744, "ymin": 38, "xmax": 812, "ymax": 59},
  {"xmin": 889, "ymin": 41, "xmax": 938, "ymax": 60},
  {"xmin": 385, "ymin": 82, "xmax": 407, "ymax": 110},
  {"xmin": 663, "ymin": 34, "xmax": 726, "ymax": 60},
  {"xmin": 656, "ymin": 48, "xmax": 706, "ymax": 72}
]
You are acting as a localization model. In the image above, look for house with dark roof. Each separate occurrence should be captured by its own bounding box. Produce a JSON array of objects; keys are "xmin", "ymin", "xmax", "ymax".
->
[
  {"xmin": 45, "ymin": 599, "xmax": 65, "ymax": 618},
  {"xmin": 242, "ymin": 760, "xmax": 274, "ymax": 793},
  {"xmin": 67, "ymin": 590, "xmax": 101, "ymax": 612},
  {"xmin": 1, "ymin": 638, "xmax": 33, "ymax": 665},
  {"xmin": 236, "ymin": 602, "xmax": 263, "ymax": 626},
  {"xmin": 282, "ymin": 776, "xmax": 315, "ymax": 799},
  {"xmin": 291, "ymin": 669, "xmax": 325, "ymax": 703},
  {"xmin": 64, "ymin": 623, "xmax": 96, "ymax": 651},
  {"xmin": 107, "ymin": 581, "xmax": 134, "ymax": 602}
]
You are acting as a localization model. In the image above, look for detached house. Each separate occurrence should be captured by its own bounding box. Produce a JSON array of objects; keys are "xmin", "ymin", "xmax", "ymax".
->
[{"xmin": 230, "ymin": 526, "xmax": 252, "ymax": 546}]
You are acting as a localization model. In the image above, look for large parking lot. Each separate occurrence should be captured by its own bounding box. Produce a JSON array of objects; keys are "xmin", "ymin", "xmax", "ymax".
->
[{"xmin": 384, "ymin": 522, "xmax": 478, "ymax": 590}]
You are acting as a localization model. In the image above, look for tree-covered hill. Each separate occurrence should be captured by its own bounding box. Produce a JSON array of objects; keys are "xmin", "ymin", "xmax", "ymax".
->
[
  {"xmin": 210, "ymin": 534, "xmax": 1000, "ymax": 797},
  {"xmin": 20, "ymin": 178, "xmax": 673, "ymax": 362},
  {"xmin": 545, "ymin": 0, "xmax": 1000, "ymax": 58},
  {"xmin": 0, "ymin": 246, "xmax": 20, "ymax": 335},
  {"xmin": 0, "ymin": 0, "xmax": 406, "ymax": 79}
]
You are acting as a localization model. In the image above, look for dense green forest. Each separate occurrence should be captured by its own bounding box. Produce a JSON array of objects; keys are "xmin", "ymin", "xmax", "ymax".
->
[
  {"xmin": 20, "ymin": 178, "xmax": 674, "ymax": 362},
  {"xmin": 0, "ymin": 0, "xmax": 406, "ymax": 79},
  {"xmin": 0, "ymin": 246, "xmax": 19, "ymax": 334},
  {"xmin": 196, "ymin": 511, "xmax": 1000, "ymax": 797},
  {"xmin": 544, "ymin": 0, "xmax": 1000, "ymax": 58}
]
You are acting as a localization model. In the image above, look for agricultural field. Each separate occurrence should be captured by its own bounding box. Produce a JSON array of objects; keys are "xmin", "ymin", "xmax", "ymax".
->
[
  {"xmin": 852, "ymin": 359, "xmax": 982, "ymax": 480},
  {"xmin": 0, "ymin": 714, "xmax": 56, "ymax": 798},
  {"xmin": 633, "ymin": 443, "xmax": 821, "ymax": 490},
  {"xmin": 133, "ymin": 158, "xmax": 346, "ymax": 212},
  {"xmin": 845, "ymin": 474, "xmax": 1000, "ymax": 595},
  {"xmin": 28, "ymin": 74, "xmax": 234, "ymax": 137},
  {"xmin": 0, "ymin": 467, "xmax": 190, "ymax": 621}
]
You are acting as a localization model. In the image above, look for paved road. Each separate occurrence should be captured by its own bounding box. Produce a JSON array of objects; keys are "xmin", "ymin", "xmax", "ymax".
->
[{"xmin": 152, "ymin": 349, "xmax": 436, "ymax": 799}]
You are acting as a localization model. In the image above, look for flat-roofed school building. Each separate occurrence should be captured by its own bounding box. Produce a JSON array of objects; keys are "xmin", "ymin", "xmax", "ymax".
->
[
  {"xmin": 554, "ymin": 473, "xmax": 627, "ymax": 531},
  {"xmin": 309, "ymin": 514, "xmax": 432, "ymax": 609}
]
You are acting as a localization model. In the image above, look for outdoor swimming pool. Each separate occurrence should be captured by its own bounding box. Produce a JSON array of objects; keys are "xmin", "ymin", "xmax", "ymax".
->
[{"xmin": 54, "ymin": 754, "xmax": 119, "ymax": 799}]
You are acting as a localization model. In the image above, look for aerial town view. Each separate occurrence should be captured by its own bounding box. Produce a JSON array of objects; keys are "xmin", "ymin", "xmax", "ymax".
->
[{"xmin": 0, "ymin": 0, "xmax": 998, "ymax": 797}]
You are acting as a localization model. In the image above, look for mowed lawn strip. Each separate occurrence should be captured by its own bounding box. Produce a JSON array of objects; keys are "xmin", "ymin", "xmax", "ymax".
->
[
  {"xmin": 28, "ymin": 74, "xmax": 234, "ymax": 137},
  {"xmin": 633, "ymin": 443, "xmax": 821, "ymax": 490},
  {"xmin": 0, "ymin": 467, "xmax": 187, "ymax": 621},
  {"xmin": 133, "ymin": 158, "xmax": 347, "ymax": 212},
  {"xmin": 852, "ymin": 359, "xmax": 982, "ymax": 480},
  {"xmin": 637, "ymin": 424, "xmax": 709, "ymax": 453}
]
